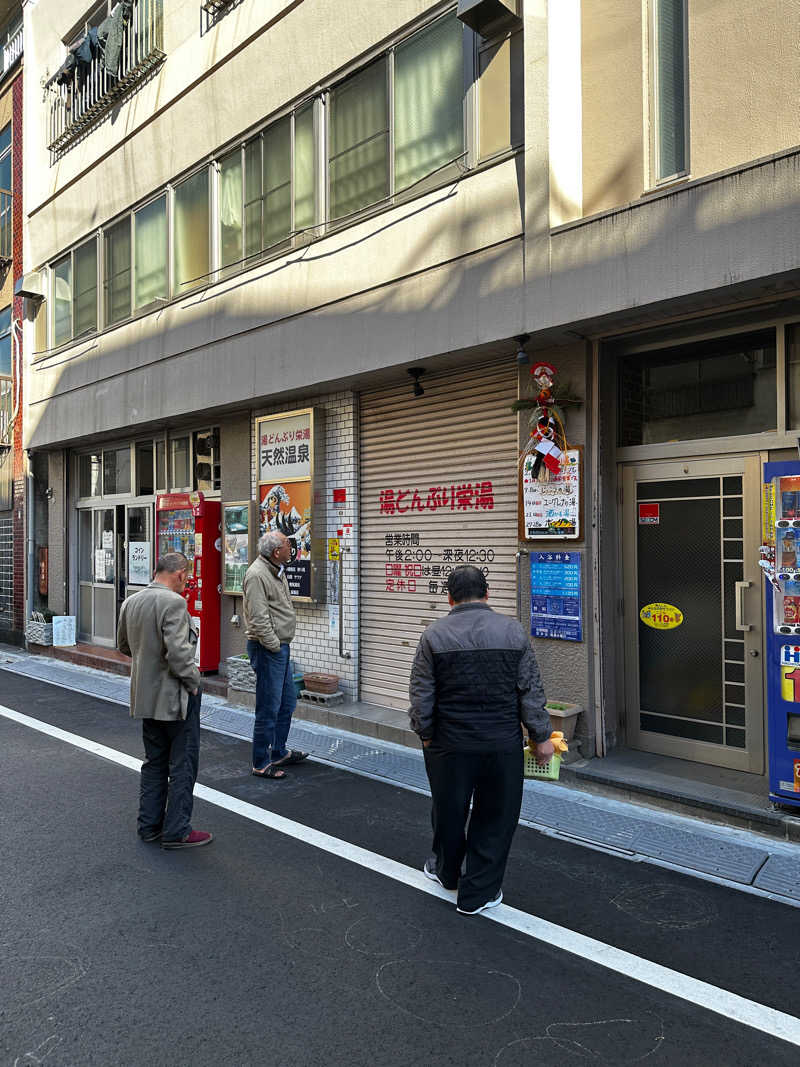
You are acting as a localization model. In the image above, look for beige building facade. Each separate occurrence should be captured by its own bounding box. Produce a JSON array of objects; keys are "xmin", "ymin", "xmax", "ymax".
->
[{"xmin": 20, "ymin": 0, "xmax": 800, "ymax": 783}]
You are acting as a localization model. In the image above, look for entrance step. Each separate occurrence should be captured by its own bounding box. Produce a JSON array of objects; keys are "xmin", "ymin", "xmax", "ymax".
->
[
  {"xmin": 294, "ymin": 697, "xmax": 417, "ymax": 750},
  {"xmin": 28, "ymin": 642, "xmax": 228, "ymax": 695},
  {"xmin": 561, "ymin": 746, "xmax": 790, "ymax": 836},
  {"xmin": 30, "ymin": 642, "xmax": 131, "ymax": 677}
]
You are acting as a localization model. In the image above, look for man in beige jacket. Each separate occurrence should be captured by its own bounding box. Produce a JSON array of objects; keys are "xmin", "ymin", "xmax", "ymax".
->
[
  {"xmin": 117, "ymin": 552, "xmax": 212, "ymax": 849},
  {"xmin": 243, "ymin": 531, "xmax": 308, "ymax": 778}
]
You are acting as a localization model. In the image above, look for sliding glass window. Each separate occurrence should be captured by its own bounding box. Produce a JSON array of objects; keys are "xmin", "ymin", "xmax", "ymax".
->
[
  {"xmin": 329, "ymin": 59, "xmax": 389, "ymax": 221},
  {"xmin": 53, "ymin": 255, "xmax": 72, "ymax": 347},
  {"xmin": 73, "ymin": 240, "xmax": 98, "ymax": 337},
  {"xmin": 294, "ymin": 104, "xmax": 315, "ymax": 231},
  {"xmin": 134, "ymin": 195, "xmax": 168, "ymax": 309},
  {"xmin": 52, "ymin": 238, "xmax": 98, "ymax": 345},
  {"xmin": 652, "ymin": 0, "xmax": 688, "ymax": 182},
  {"xmin": 263, "ymin": 116, "xmax": 292, "ymax": 248},
  {"xmin": 104, "ymin": 217, "xmax": 132, "ymax": 326},
  {"xmin": 174, "ymin": 169, "xmax": 210, "ymax": 295},
  {"xmin": 395, "ymin": 16, "xmax": 464, "ymax": 191},
  {"xmin": 219, "ymin": 149, "xmax": 243, "ymax": 273},
  {"xmin": 224, "ymin": 105, "xmax": 316, "ymax": 272}
]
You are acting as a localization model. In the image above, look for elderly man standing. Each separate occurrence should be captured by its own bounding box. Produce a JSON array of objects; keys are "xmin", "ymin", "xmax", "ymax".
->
[
  {"xmin": 243, "ymin": 530, "xmax": 308, "ymax": 779},
  {"xmin": 409, "ymin": 565, "xmax": 553, "ymax": 915},
  {"xmin": 117, "ymin": 552, "xmax": 212, "ymax": 850}
]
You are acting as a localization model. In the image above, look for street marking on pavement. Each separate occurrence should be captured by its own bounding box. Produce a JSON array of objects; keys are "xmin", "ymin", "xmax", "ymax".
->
[{"xmin": 3, "ymin": 701, "xmax": 800, "ymax": 1050}]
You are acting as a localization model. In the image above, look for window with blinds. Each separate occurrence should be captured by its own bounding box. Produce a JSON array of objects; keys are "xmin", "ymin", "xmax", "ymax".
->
[{"xmin": 652, "ymin": 0, "xmax": 688, "ymax": 182}]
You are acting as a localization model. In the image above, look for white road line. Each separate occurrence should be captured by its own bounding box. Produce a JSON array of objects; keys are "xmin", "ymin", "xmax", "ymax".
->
[{"xmin": 3, "ymin": 701, "xmax": 800, "ymax": 1050}]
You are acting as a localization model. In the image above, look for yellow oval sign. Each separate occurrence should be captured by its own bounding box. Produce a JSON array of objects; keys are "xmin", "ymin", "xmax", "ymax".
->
[{"xmin": 640, "ymin": 602, "xmax": 683, "ymax": 629}]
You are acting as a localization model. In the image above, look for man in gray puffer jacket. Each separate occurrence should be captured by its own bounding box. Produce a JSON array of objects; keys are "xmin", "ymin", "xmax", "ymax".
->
[{"xmin": 409, "ymin": 565, "xmax": 553, "ymax": 915}]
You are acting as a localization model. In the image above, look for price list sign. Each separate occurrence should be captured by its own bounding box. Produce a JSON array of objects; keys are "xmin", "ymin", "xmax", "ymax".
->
[{"xmin": 530, "ymin": 551, "xmax": 582, "ymax": 642}]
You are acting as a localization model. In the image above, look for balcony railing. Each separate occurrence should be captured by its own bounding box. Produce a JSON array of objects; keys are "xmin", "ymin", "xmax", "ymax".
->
[
  {"xmin": 0, "ymin": 188, "xmax": 11, "ymax": 263},
  {"xmin": 46, "ymin": 0, "xmax": 164, "ymax": 155}
]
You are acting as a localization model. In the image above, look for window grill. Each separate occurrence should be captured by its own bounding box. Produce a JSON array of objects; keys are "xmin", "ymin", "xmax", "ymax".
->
[{"xmin": 201, "ymin": 0, "xmax": 243, "ymax": 33}]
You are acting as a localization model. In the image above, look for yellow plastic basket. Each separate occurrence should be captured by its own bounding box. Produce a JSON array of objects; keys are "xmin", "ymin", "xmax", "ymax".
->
[{"xmin": 523, "ymin": 749, "xmax": 562, "ymax": 781}]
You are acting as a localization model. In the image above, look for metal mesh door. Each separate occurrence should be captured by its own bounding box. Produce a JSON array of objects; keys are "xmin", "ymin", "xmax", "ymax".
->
[{"xmin": 636, "ymin": 476, "xmax": 747, "ymax": 749}]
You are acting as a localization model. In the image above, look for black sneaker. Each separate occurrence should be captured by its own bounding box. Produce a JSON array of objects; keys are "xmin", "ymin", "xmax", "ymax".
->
[
  {"xmin": 457, "ymin": 890, "xmax": 503, "ymax": 915},
  {"xmin": 139, "ymin": 830, "xmax": 162, "ymax": 843}
]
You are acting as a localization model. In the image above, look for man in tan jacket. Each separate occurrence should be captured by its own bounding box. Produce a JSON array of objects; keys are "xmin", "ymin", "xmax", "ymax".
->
[
  {"xmin": 243, "ymin": 531, "xmax": 307, "ymax": 779},
  {"xmin": 117, "ymin": 552, "xmax": 212, "ymax": 849}
]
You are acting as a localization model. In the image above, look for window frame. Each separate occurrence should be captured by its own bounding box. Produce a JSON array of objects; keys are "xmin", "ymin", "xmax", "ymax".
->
[
  {"xmin": 648, "ymin": 0, "xmax": 690, "ymax": 187},
  {"xmin": 74, "ymin": 426, "xmax": 223, "ymax": 506},
  {"xmin": 132, "ymin": 191, "xmax": 170, "ymax": 312},
  {"xmin": 50, "ymin": 235, "xmax": 100, "ymax": 348},
  {"xmin": 172, "ymin": 164, "xmax": 213, "ymax": 295},
  {"xmin": 0, "ymin": 304, "xmax": 11, "ymax": 380},
  {"xmin": 324, "ymin": 11, "xmax": 470, "ymax": 230}
]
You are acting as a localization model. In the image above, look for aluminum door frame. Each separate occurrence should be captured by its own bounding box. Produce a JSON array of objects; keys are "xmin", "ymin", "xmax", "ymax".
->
[
  {"xmin": 123, "ymin": 501, "xmax": 154, "ymax": 598},
  {"xmin": 77, "ymin": 505, "xmax": 118, "ymax": 648},
  {"xmin": 622, "ymin": 453, "xmax": 765, "ymax": 772}
]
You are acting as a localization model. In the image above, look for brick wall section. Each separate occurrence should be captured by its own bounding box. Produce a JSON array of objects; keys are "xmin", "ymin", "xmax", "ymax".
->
[
  {"xmin": 10, "ymin": 71, "xmax": 23, "ymax": 634},
  {"xmin": 251, "ymin": 392, "xmax": 359, "ymax": 700}
]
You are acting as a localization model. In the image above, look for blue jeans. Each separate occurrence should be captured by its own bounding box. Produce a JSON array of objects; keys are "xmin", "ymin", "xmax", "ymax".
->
[
  {"xmin": 138, "ymin": 689, "xmax": 202, "ymax": 841},
  {"xmin": 248, "ymin": 640, "xmax": 296, "ymax": 769}
]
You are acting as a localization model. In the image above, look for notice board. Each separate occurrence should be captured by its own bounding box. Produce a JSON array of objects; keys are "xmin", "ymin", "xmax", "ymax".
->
[
  {"xmin": 530, "ymin": 551, "xmax": 582, "ymax": 642},
  {"xmin": 520, "ymin": 447, "xmax": 582, "ymax": 540}
]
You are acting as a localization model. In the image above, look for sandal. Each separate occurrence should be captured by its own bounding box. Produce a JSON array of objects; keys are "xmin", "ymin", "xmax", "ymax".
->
[
  {"xmin": 272, "ymin": 750, "xmax": 309, "ymax": 766},
  {"xmin": 251, "ymin": 764, "xmax": 288, "ymax": 779}
]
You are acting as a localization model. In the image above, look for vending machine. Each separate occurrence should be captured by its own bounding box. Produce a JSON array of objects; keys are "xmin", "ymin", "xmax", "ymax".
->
[
  {"xmin": 762, "ymin": 462, "xmax": 800, "ymax": 808},
  {"xmin": 156, "ymin": 491, "xmax": 221, "ymax": 672}
]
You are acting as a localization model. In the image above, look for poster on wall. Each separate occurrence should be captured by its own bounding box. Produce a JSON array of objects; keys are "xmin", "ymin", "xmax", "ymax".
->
[
  {"xmin": 256, "ymin": 408, "xmax": 323, "ymax": 603},
  {"xmin": 530, "ymin": 551, "xmax": 582, "ymax": 642},
  {"xmin": 259, "ymin": 482, "xmax": 312, "ymax": 598},
  {"xmin": 520, "ymin": 448, "xmax": 581, "ymax": 540},
  {"xmin": 128, "ymin": 541, "xmax": 151, "ymax": 586},
  {"xmin": 223, "ymin": 501, "xmax": 253, "ymax": 595},
  {"xmin": 257, "ymin": 411, "xmax": 312, "ymax": 483}
]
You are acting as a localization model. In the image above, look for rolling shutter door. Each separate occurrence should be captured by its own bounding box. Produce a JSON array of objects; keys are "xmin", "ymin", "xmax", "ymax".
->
[{"xmin": 360, "ymin": 359, "xmax": 519, "ymax": 709}]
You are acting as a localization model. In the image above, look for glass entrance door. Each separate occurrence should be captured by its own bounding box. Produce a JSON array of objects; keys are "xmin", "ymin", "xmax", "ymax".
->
[
  {"xmin": 622, "ymin": 455, "xmax": 764, "ymax": 772},
  {"xmin": 77, "ymin": 506, "xmax": 117, "ymax": 646},
  {"xmin": 125, "ymin": 504, "xmax": 154, "ymax": 595}
]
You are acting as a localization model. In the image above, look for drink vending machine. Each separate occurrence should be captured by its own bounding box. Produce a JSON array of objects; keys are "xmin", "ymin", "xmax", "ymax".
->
[
  {"xmin": 762, "ymin": 461, "xmax": 800, "ymax": 808},
  {"xmin": 156, "ymin": 491, "xmax": 221, "ymax": 672}
]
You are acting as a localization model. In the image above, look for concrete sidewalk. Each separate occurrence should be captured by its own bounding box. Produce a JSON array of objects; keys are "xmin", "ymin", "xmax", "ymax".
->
[{"xmin": 3, "ymin": 644, "xmax": 800, "ymax": 908}]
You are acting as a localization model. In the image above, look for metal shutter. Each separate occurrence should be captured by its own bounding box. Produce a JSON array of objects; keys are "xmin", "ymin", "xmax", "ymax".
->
[{"xmin": 360, "ymin": 359, "xmax": 519, "ymax": 709}]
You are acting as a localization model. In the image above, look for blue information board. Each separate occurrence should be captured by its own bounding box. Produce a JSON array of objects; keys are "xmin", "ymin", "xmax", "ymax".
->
[{"xmin": 530, "ymin": 552, "xmax": 582, "ymax": 642}]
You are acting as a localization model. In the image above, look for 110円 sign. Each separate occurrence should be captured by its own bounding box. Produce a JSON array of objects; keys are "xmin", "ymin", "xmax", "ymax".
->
[{"xmin": 520, "ymin": 447, "xmax": 582, "ymax": 540}]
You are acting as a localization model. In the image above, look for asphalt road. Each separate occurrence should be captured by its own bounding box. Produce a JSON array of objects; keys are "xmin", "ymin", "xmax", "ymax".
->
[{"xmin": 1, "ymin": 669, "xmax": 799, "ymax": 1067}]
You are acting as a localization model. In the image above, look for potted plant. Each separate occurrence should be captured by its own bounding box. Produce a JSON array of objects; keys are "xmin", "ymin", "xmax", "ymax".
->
[{"xmin": 545, "ymin": 701, "xmax": 582, "ymax": 742}]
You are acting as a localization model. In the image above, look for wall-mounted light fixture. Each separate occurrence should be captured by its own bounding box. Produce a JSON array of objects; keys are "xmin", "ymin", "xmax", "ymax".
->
[
  {"xmin": 408, "ymin": 367, "xmax": 426, "ymax": 398},
  {"xmin": 516, "ymin": 334, "xmax": 530, "ymax": 366}
]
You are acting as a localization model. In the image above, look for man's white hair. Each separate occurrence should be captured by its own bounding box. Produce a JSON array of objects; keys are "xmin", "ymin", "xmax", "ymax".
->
[{"xmin": 259, "ymin": 530, "xmax": 285, "ymax": 559}]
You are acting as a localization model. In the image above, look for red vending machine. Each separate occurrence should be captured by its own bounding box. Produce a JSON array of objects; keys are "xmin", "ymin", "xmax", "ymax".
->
[{"xmin": 156, "ymin": 491, "xmax": 221, "ymax": 672}]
